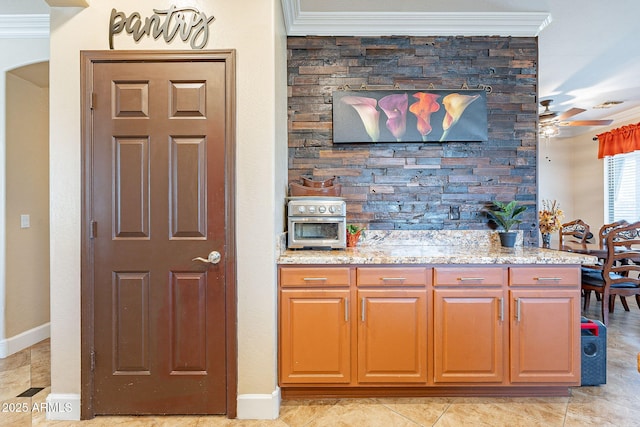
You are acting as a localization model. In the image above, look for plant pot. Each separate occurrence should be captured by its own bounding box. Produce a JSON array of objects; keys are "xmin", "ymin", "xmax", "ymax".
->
[
  {"xmin": 499, "ymin": 231, "xmax": 517, "ymax": 247},
  {"xmin": 346, "ymin": 231, "xmax": 361, "ymax": 248}
]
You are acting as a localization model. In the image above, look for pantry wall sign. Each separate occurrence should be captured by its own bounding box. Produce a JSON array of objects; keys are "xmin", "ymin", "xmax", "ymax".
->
[{"xmin": 109, "ymin": 5, "xmax": 215, "ymax": 49}]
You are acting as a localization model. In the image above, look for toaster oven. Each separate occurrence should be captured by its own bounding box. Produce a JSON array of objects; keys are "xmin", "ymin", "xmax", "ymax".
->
[{"xmin": 287, "ymin": 197, "xmax": 346, "ymax": 249}]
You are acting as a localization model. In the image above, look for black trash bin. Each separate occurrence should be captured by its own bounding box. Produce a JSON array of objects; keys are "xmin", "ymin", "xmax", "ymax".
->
[{"xmin": 580, "ymin": 317, "xmax": 607, "ymax": 386}]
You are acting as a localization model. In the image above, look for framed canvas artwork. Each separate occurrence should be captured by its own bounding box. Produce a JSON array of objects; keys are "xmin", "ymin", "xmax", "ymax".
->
[{"xmin": 332, "ymin": 89, "xmax": 488, "ymax": 143}]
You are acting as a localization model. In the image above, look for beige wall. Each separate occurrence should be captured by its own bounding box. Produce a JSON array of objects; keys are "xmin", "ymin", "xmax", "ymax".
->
[
  {"xmin": 539, "ymin": 118, "xmax": 640, "ymax": 241},
  {"xmin": 5, "ymin": 70, "xmax": 50, "ymax": 337},
  {"xmin": 49, "ymin": 0, "xmax": 287, "ymax": 414},
  {"xmin": 0, "ymin": 37, "xmax": 49, "ymax": 355}
]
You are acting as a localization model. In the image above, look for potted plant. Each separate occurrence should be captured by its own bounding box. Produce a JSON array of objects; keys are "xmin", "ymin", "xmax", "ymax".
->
[
  {"xmin": 485, "ymin": 200, "xmax": 527, "ymax": 247},
  {"xmin": 346, "ymin": 224, "xmax": 365, "ymax": 248}
]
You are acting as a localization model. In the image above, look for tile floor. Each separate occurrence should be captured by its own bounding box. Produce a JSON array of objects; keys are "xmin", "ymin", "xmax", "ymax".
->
[{"xmin": 1, "ymin": 303, "xmax": 639, "ymax": 426}]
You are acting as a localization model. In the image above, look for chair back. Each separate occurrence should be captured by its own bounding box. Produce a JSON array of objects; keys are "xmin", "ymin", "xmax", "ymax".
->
[
  {"xmin": 603, "ymin": 221, "xmax": 640, "ymax": 288},
  {"xmin": 559, "ymin": 219, "xmax": 591, "ymax": 248},
  {"xmin": 598, "ymin": 220, "xmax": 629, "ymax": 249}
]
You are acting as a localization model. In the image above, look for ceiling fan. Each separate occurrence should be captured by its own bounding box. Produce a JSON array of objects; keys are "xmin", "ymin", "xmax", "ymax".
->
[{"xmin": 538, "ymin": 99, "xmax": 613, "ymax": 137}]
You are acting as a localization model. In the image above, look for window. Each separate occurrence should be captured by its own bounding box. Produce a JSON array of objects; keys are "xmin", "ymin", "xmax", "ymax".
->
[{"xmin": 606, "ymin": 151, "xmax": 640, "ymax": 222}]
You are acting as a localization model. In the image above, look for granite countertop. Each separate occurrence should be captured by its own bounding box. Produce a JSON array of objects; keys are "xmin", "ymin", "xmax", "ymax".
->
[
  {"xmin": 278, "ymin": 245, "xmax": 597, "ymax": 265},
  {"xmin": 277, "ymin": 230, "xmax": 598, "ymax": 265}
]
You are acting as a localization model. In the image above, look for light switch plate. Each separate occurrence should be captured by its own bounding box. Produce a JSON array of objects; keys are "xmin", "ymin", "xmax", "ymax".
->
[{"xmin": 20, "ymin": 214, "xmax": 30, "ymax": 228}]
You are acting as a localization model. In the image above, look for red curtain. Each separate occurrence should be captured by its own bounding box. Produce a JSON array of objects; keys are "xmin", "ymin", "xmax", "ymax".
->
[{"xmin": 597, "ymin": 122, "xmax": 640, "ymax": 158}]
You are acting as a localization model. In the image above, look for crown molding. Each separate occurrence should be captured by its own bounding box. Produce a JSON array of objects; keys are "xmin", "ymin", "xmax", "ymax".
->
[
  {"xmin": 45, "ymin": 0, "xmax": 89, "ymax": 6},
  {"xmin": 0, "ymin": 14, "xmax": 49, "ymax": 39},
  {"xmin": 281, "ymin": 0, "xmax": 551, "ymax": 37}
]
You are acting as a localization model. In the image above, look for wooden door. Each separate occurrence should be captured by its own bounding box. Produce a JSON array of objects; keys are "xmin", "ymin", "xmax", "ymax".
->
[
  {"xmin": 81, "ymin": 51, "xmax": 236, "ymax": 416},
  {"xmin": 510, "ymin": 289, "xmax": 580, "ymax": 384},
  {"xmin": 357, "ymin": 289, "xmax": 427, "ymax": 383},
  {"xmin": 279, "ymin": 289, "xmax": 351, "ymax": 384},
  {"xmin": 433, "ymin": 288, "xmax": 506, "ymax": 383}
]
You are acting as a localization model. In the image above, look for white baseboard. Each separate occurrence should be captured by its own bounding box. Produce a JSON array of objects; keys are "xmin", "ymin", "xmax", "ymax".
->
[
  {"xmin": 45, "ymin": 393, "xmax": 81, "ymax": 420},
  {"xmin": 0, "ymin": 322, "xmax": 50, "ymax": 358},
  {"xmin": 236, "ymin": 387, "xmax": 281, "ymax": 420}
]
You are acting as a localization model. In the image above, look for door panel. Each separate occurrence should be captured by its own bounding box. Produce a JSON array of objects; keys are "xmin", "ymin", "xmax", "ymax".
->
[
  {"xmin": 113, "ymin": 272, "xmax": 150, "ymax": 374},
  {"xmin": 510, "ymin": 289, "xmax": 580, "ymax": 384},
  {"xmin": 357, "ymin": 289, "xmax": 427, "ymax": 383},
  {"xmin": 170, "ymin": 137, "xmax": 207, "ymax": 238},
  {"xmin": 433, "ymin": 288, "xmax": 506, "ymax": 383},
  {"xmin": 279, "ymin": 289, "xmax": 351, "ymax": 384},
  {"xmin": 83, "ymin": 52, "xmax": 235, "ymax": 416}
]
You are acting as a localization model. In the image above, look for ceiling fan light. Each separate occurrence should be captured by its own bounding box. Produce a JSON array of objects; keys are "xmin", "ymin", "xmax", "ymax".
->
[{"xmin": 539, "ymin": 123, "xmax": 559, "ymax": 137}]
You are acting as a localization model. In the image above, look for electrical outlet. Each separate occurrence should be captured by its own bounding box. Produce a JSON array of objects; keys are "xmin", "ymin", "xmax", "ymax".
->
[{"xmin": 449, "ymin": 206, "xmax": 460, "ymax": 220}]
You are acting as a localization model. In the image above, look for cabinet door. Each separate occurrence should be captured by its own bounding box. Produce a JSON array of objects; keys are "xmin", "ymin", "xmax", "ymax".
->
[
  {"xmin": 510, "ymin": 289, "xmax": 580, "ymax": 384},
  {"xmin": 357, "ymin": 289, "xmax": 427, "ymax": 383},
  {"xmin": 280, "ymin": 289, "xmax": 351, "ymax": 384},
  {"xmin": 433, "ymin": 288, "xmax": 506, "ymax": 383}
]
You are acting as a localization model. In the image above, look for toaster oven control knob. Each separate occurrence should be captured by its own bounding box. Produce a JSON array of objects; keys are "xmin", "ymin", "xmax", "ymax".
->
[
  {"xmin": 318, "ymin": 206, "xmax": 326, "ymax": 213},
  {"xmin": 297, "ymin": 206, "xmax": 305, "ymax": 213}
]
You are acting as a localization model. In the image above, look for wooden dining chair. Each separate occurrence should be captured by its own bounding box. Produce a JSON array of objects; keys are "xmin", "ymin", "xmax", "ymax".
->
[
  {"xmin": 581, "ymin": 221, "xmax": 640, "ymax": 325},
  {"xmin": 558, "ymin": 219, "xmax": 591, "ymax": 249},
  {"xmin": 598, "ymin": 220, "xmax": 629, "ymax": 249},
  {"xmin": 583, "ymin": 220, "xmax": 631, "ymax": 308}
]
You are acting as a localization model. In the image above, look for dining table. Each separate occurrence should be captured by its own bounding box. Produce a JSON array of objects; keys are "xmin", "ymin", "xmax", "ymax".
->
[
  {"xmin": 556, "ymin": 240, "xmax": 640, "ymax": 267},
  {"xmin": 558, "ymin": 241, "xmax": 608, "ymax": 258}
]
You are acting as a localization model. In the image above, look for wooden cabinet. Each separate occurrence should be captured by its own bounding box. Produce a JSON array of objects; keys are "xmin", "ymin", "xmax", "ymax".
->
[
  {"xmin": 278, "ymin": 264, "xmax": 581, "ymax": 393},
  {"xmin": 280, "ymin": 289, "xmax": 351, "ymax": 384},
  {"xmin": 509, "ymin": 267, "xmax": 581, "ymax": 384},
  {"xmin": 356, "ymin": 267, "xmax": 429, "ymax": 383},
  {"xmin": 279, "ymin": 267, "xmax": 351, "ymax": 384},
  {"xmin": 433, "ymin": 267, "xmax": 507, "ymax": 383},
  {"xmin": 357, "ymin": 288, "xmax": 427, "ymax": 383}
]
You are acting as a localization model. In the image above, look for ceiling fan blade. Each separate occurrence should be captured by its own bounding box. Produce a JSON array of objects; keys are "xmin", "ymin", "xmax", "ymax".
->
[
  {"xmin": 555, "ymin": 107, "xmax": 586, "ymax": 121},
  {"xmin": 539, "ymin": 112, "xmax": 557, "ymax": 122},
  {"xmin": 558, "ymin": 119, "xmax": 614, "ymax": 127}
]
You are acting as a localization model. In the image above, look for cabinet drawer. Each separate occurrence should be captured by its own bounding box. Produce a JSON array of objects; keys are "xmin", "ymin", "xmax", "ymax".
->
[
  {"xmin": 356, "ymin": 267, "xmax": 429, "ymax": 287},
  {"xmin": 280, "ymin": 267, "xmax": 350, "ymax": 287},
  {"xmin": 510, "ymin": 267, "xmax": 580, "ymax": 286},
  {"xmin": 434, "ymin": 267, "xmax": 506, "ymax": 286}
]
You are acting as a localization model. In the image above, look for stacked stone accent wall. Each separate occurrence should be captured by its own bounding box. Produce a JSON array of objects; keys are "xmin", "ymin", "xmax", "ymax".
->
[{"xmin": 287, "ymin": 36, "xmax": 539, "ymax": 245}]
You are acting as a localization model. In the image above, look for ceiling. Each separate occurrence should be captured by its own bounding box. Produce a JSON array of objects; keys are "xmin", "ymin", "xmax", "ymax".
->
[{"xmin": 283, "ymin": 0, "xmax": 640, "ymax": 139}]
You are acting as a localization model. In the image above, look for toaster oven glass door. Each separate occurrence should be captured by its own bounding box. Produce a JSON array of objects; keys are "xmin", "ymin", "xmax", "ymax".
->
[{"xmin": 288, "ymin": 217, "xmax": 346, "ymax": 248}]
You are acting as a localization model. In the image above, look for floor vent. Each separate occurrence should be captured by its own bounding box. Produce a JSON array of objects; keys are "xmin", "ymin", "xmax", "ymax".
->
[{"xmin": 17, "ymin": 387, "xmax": 44, "ymax": 397}]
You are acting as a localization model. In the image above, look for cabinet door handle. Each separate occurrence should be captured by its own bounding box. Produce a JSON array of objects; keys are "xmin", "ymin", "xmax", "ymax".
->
[
  {"xmin": 534, "ymin": 277, "xmax": 562, "ymax": 281},
  {"xmin": 303, "ymin": 277, "xmax": 327, "ymax": 281},
  {"xmin": 344, "ymin": 298, "xmax": 349, "ymax": 322},
  {"xmin": 458, "ymin": 277, "xmax": 485, "ymax": 281},
  {"xmin": 499, "ymin": 297, "xmax": 504, "ymax": 322},
  {"xmin": 381, "ymin": 277, "xmax": 406, "ymax": 282},
  {"xmin": 515, "ymin": 298, "xmax": 521, "ymax": 321},
  {"xmin": 361, "ymin": 298, "xmax": 366, "ymax": 322}
]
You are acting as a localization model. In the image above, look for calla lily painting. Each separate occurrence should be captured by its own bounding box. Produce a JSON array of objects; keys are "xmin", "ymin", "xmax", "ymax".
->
[{"xmin": 333, "ymin": 90, "xmax": 487, "ymax": 143}]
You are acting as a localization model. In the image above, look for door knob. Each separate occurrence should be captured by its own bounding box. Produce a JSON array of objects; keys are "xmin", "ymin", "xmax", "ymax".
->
[{"xmin": 192, "ymin": 251, "xmax": 221, "ymax": 264}]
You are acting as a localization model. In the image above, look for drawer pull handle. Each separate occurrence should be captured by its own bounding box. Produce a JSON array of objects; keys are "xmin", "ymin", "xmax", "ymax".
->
[
  {"xmin": 303, "ymin": 277, "xmax": 328, "ymax": 281},
  {"xmin": 381, "ymin": 277, "xmax": 406, "ymax": 282},
  {"xmin": 535, "ymin": 277, "xmax": 562, "ymax": 281},
  {"xmin": 458, "ymin": 277, "xmax": 485, "ymax": 281}
]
